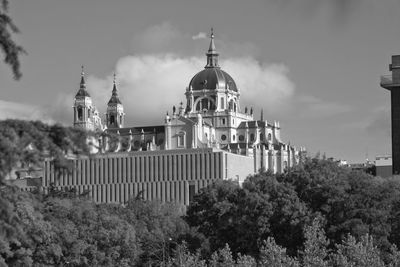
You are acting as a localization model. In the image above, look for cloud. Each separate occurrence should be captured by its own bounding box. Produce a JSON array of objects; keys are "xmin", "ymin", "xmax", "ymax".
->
[
  {"xmin": 223, "ymin": 57, "xmax": 294, "ymax": 113},
  {"xmin": 0, "ymin": 99, "xmax": 54, "ymax": 123},
  {"xmin": 0, "ymin": 92, "xmax": 74, "ymax": 125},
  {"xmin": 86, "ymin": 53, "xmax": 295, "ymax": 126},
  {"xmin": 192, "ymin": 32, "xmax": 207, "ymax": 40}
]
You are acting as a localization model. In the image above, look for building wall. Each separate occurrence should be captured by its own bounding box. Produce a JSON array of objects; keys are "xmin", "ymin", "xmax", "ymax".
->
[
  {"xmin": 42, "ymin": 148, "xmax": 238, "ymax": 205},
  {"xmin": 376, "ymin": 155, "xmax": 393, "ymax": 178},
  {"xmin": 224, "ymin": 152, "xmax": 255, "ymax": 184}
]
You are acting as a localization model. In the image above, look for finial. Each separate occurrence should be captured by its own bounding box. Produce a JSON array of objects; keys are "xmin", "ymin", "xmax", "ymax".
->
[
  {"xmin": 80, "ymin": 65, "xmax": 86, "ymax": 88},
  {"xmin": 206, "ymin": 28, "xmax": 219, "ymax": 68},
  {"xmin": 112, "ymin": 72, "xmax": 118, "ymax": 95}
]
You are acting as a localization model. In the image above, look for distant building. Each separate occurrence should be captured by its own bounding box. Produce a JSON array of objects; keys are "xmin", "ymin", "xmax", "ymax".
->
[
  {"xmin": 375, "ymin": 155, "xmax": 392, "ymax": 178},
  {"xmin": 39, "ymin": 29, "xmax": 305, "ymax": 205}
]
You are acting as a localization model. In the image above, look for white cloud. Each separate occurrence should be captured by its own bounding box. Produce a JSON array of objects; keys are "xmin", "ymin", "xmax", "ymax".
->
[
  {"xmin": 223, "ymin": 57, "xmax": 294, "ymax": 113},
  {"xmin": 192, "ymin": 32, "xmax": 207, "ymax": 40},
  {"xmin": 0, "ymin": 99, "xmax": 54, "ymax": 123},
  {"xmin": 86, "ymin": 53, "xmax": 295, "ymax": 126}
]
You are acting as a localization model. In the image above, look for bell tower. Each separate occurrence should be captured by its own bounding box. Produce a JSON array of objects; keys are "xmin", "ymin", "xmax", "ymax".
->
[
  {"xmin": 106, "ymin": 73, "xmax": 125, "ymax": 128},
  {"xmin": 73, "ymin": 66, "xmax": 95, "ymax": 130}
]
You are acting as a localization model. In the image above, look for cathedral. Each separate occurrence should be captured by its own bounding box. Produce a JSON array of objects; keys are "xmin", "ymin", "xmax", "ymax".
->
[{"xmin": 41, "ymin": 30, "xmax": 305, "ymax": 205}]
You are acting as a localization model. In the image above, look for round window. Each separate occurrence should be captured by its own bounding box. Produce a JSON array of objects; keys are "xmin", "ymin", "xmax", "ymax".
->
[{"xmin": 221, "ymin": 134, "xmax": 227, "ymax": 141}]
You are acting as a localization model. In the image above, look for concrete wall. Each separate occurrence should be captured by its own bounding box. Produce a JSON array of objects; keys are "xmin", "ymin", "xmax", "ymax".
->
[
  {"xmin": 224, "ymin": 152, "xmax": 255, "ymax": 184},
  {"xmin": 43, "ymin": 148, "xmax": 226, "ymax": 205}
]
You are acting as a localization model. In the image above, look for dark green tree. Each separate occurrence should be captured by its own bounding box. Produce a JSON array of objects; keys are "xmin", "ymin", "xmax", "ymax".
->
[{"xmin": 0, "ymin": 0, "xmax": 25, "ymax": 79}]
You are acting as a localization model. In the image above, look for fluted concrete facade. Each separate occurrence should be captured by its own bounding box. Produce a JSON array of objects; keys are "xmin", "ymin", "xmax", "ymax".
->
[{"xmin": 42, "ymin": 148, "xmax": 253, "ymax": 205}]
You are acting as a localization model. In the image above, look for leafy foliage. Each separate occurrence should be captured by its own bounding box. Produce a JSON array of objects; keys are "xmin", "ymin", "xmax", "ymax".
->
[
  {"xmin": 4, "ymin": 121, "xmax": 400, "ymax": 265},
  {"xmin": 0, "ymin": 120, "xmax": 94, "ymax": 182},
  {"xmin": 0, "ymin": 0, "xmax": 26, "ymax": 79}
]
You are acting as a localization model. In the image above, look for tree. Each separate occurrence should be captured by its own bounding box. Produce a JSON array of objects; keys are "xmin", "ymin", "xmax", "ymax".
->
[
  {"xmin": 168, "ymin": 242, "xmax": 207, "ymax": 267},
  {"xmin": 0, "ymin": 0, "xmax": 25, "ymax": 79},
  {"xmin": 331, "ymin": 234, "xmax": 385, "ymax": 267},
  {"xmin": 302, "ymin": 217, "xmax": 329, "ymax": 267},
  {"xmin": 258, "ymin": 237, "xmax": 299, "ymax": 267},
  {"xmin": 278, "ymin": 157, "xmax": 400, "ymax": 251}
]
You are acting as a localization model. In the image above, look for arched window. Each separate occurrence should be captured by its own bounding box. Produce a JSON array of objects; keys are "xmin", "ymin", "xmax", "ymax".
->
[
  {"xmin": 110, "ymin": 115, "xmax": 115, "ymax": 124},
  {"xmin": 233, "ymin": 135, "xmax": 236, "ymax": 141},
  {"xmin": 77, "ymin": 107, "xmax": 83, "ymax": 121},
  {"xmin": 202, "ymin": 98, "xmax": 209, "ymax": 110},
  {"xmin": 220, "ymin": 97, "xmax": 224, "ymax": 109},
  {"xmin": 120, "ymin": 115, "xmax": 123, "ymax": 124},
  {"xmin": 250, "ymin": 133, "xmax": 255, "ymax": 141},
  {"xmin": 260, "ymin": 133, "xmax": 264, "ymax": 141},
  {"xmin": 268, "ymin": 133, "xmax": 272, "ymax": 142}
]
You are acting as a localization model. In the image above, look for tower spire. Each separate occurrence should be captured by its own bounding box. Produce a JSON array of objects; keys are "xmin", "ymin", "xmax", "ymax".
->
[
  {"xmin": 208, "ymin": 27, "xmax": 216, "ymax": 53},
  {"xmin": 75, "ymin": 65, "xmax": 90, "ymax": 97},
  {"xmin": 80, "ymin": 65, "xmax": 86, "ymax": 88},
  {"xmin": 112, "ymin": 72, "xmax": 117, "ymax": 96},
  {"xmin": 108, "ymin": 72, "xmax": 122, "ymax": 104},
  {"xmin": 205, "ymin": 27, "xmax": 219, "ymax": 68}
]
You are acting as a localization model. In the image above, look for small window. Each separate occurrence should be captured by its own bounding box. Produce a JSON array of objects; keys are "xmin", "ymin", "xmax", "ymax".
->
[
  {"xmin": 239, "ymin": 135, "xmax": 244, "ymax": 141},
  {"xmin": 178, "ymin": 133, "xmax": 185, "ymax": 147},
  {"xmin": 250, "ymin": 133, "xmax": 255, "ymax": 141},
  {"xmin": 268, "ymin": 133, "xmax": 272, "ymax": 141},
  {"xmin": 221, "ymin": 134, "xmax": 227, "ymax": 141},
  {"xmin": 222, "ymin": 118, "xmax": 226, "ymax": 125},
  {"xmin": 260, "ymin": 133, "xmax": 264, "ymax": 141}
]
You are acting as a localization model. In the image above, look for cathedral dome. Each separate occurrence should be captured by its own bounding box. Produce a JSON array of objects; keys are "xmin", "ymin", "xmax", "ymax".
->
[
  {"xmin": 189, "ymin": 68, "xmax": 237, "ymax": 92},
  {"xmin": 188, "ymin": 28, "xmax": 238, "ymax": 92}
]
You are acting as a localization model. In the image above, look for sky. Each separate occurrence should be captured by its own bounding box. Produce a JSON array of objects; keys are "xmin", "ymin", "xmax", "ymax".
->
[{"xmin": 1, "ymin": 0, "xmax": 400, "ymax": 163}]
